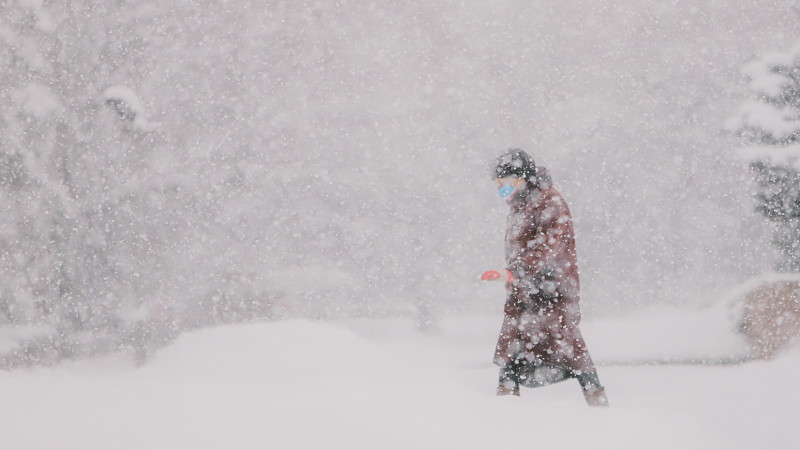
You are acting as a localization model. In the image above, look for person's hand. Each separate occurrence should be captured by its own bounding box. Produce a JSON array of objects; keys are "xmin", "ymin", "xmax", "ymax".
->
[{"xmin": 480, "ymin": 269, "xmax": 516, "ymax": 282}]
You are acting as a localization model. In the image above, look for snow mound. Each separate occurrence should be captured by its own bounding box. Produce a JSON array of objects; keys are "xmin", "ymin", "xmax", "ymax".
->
[
  {"xmin": 584, "ymin": 303, "xmax": 751, "ymax": 364},
  {"xmin": 140, "ymin": 320, "xmax": 393, "ymax": 382}
]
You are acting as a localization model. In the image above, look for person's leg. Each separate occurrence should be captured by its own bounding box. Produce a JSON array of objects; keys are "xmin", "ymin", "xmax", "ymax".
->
[
  {"xmin": 497, "ymin": 359, "xmax": 523, "ymax": 396},
  {"xmin": 576, "ymin": 369, "xmax": 609, "ymax": 407},
  {"xmin": 558, "ymin": 312, "xmax": 608, "ymax": 407}
]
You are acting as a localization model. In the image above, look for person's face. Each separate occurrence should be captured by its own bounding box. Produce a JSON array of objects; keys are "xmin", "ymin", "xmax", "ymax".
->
[{"xmin": 494, "ymin": 177, "xmax": 526, "ymax": 190}]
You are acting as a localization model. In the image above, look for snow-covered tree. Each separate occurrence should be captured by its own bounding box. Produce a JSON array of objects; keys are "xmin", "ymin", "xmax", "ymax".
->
[
  {"xmin": 0, "ymin": 1, "xmax": 201, "ymax": 363},
  {"xmin": 729, "ymin": 44, "xmax": 800, "ymax": 271}
]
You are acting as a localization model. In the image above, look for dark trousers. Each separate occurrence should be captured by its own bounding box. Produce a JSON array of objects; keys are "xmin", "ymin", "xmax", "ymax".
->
[{"xmin": 499, "ymin": 358, "xmax": 603, "ymax": 391}]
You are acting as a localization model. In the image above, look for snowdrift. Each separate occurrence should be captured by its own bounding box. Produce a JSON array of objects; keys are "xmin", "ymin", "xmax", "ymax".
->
[{"xmin": 0, "ymin": 309, "xmax": 798, "ymax": 449}]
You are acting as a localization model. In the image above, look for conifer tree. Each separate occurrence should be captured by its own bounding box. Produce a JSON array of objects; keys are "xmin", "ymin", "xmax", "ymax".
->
[{"xmin": 729, "ymin": 45, "xmax": 800, "ymax": 271}]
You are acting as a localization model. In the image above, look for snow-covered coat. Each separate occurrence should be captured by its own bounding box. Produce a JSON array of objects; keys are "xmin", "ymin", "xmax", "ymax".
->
[{"xmin": 494, "ymin": 168, "xmax": 596, "ymax": 375}]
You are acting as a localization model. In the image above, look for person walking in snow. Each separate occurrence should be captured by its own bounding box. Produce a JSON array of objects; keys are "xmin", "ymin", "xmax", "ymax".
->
[{"xmin": 481, "ymin": 149, "xmax": 608, "ymax": 406}]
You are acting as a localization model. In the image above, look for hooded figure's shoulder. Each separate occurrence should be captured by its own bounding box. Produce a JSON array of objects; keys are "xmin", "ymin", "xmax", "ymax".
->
[
  {"xmin": 533, "ymin": 166, "xmax": 553, "ymax": 190},
  {"xmin": 531, "ymin": 169, "xmax": 574, "ymax": 223}
]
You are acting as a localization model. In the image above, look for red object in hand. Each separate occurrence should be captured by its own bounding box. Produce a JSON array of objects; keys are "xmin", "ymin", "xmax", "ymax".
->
[
  {"xmin": 481, "ymin": 270, "xmax": 501, "ymax": 281},
  {"xmin": 481, "ymin": 269, "xmax": 515, "ymax": 282}
]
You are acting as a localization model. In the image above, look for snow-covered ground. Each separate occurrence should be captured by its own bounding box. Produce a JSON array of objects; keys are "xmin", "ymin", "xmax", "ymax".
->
[{"xmin": 0, "ymin": 306, "xmax": 797, "ymax": 450}]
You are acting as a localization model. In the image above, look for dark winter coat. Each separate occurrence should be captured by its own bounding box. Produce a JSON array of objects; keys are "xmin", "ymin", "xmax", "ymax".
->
[{"xmin": 494, "ymin": 168, "xmax": 596, "ymax": 374}]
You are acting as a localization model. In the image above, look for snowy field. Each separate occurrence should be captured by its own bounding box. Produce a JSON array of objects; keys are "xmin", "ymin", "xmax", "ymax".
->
[{"xmin": 0, "ymin": 305, "xmax": 797, "ymax": 450}]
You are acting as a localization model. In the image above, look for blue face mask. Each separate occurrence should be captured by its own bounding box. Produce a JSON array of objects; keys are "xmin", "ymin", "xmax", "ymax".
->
[{"xmin": 498, "ymin": 182, "xmax": 516, "ymax": 199}]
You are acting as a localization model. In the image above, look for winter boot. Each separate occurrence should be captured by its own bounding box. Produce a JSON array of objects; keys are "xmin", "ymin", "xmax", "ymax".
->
[
  {"xmin": 576, "ymin": 369, "xmax": 609, "ymax": 407},
  {"xmin": 496, "ymin": 384, "xmax": 520, "ymax": 396},
  {"xmin": 497, "ymin": 360, "xmax": 523, "ymax": 396},
  {"xmin": 583, "ymin": 387, "xmax": 609, "ymax": 407}
]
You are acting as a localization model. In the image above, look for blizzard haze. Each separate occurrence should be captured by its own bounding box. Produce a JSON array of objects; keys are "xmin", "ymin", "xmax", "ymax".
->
[
  {"xmin": 1, "ymin": 0, "xmax": 797, "ymax": 327},
  {"xmin": 2, "ymin": 1, "xmax": 800, "ymax": 449}
]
